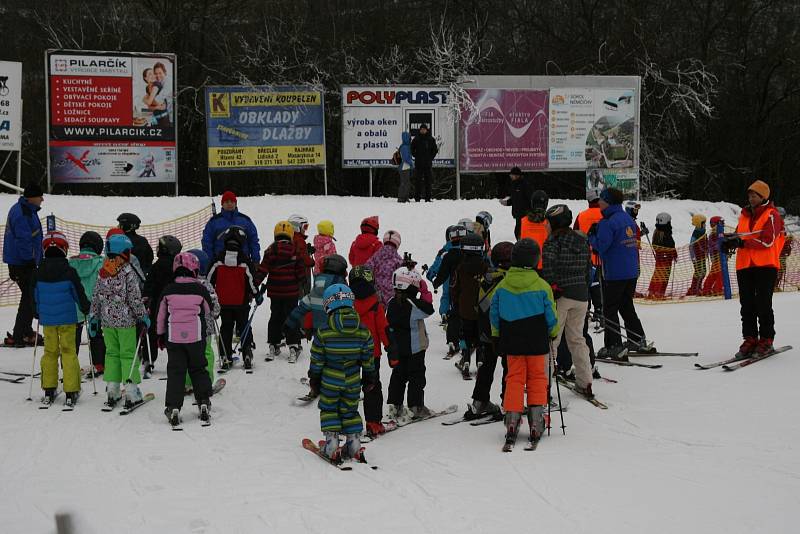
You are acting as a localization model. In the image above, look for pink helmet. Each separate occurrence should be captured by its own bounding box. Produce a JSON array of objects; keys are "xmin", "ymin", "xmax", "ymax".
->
[
  {"xmin": 173, "ymin": 251, "xmax": 200, "ymax": 275},
  {"xmin": 383, "ymin": 230, "xmax": 401, "ymax": 248}
]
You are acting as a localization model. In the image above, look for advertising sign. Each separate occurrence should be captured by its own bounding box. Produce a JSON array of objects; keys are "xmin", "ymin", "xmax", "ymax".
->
[
  {"xmin": 549, "ymin": 88, "xmax": 636, "ymax": 169},
  {"xmin": 0, "ymin": 60, "xmax": 22, "ymax": 151},
  {"xmin": 586, "ymin": 168, "xmax": 639, "ymax": 198},
  {"xmin": 205, "ymin": 86, "xmax": 325, "ymax": 170},
  {"xmin": 459, "ymin": 89, "xmax": 549, "ymax": 171},
  {"xmin": 46, "ymin": 50, "xmax": 177, "ymax": 183},
  {"xmin": 342, "ymin": 86, "xmax": 455, "ymax": 168}
]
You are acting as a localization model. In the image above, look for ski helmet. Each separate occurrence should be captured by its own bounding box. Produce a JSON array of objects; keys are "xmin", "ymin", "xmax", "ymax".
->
[
  {"xmin": 383, "ymin": 230, "xmax": 401, "ymax": 248},
  {"xmin": 317, "ymin": 220, "xmax": 334, "ymax": 237},
  {"xmin": 78, "ymin": 231, "xmax": 103, "ymax": 255},
  {"xmin": 392, "ymin": 267, "xmax": 422, "ymax": 290},
  {"xmin": 288, "ymin": 214, "xmax": 309, "ymax": 234},
  {"xmin": 222, "ymin": 225, "xmax": 247, "ymax": 251},
  {"xmin": 691, "ymin": 214, "xmax": 707, "ymax": 228},
  {"xmin": 709, "ymin": 216, "xmax": 724, "ymax": 227},
  {"xmin": 530, "ymin": 190, "xmax": 549, "ymax": 212},
  {"xmin": 448, "ymin": 224, "xmax": 468, "ymax": 244},
  {"xmin": 322, "ymin": 254, "xmax": 348, "ymax": 276},
  {"xmin": 546, "ymin": 204, "xmax": 573, "ymax": 231},
  {"xmin": 490, "ymin": 241, "xmax": 514, "ymax": 269},
  {"xmin": 655, "ymin": 212, "xmax": 672, "ymax": 226},
  {"xmin": 349, "ymin": 264, "xmax": 374, "ymax": 284},
  {"xmin": 116, "ymin": 213, "xmax": 142, "ymax": 232},
  {"xmin": 173, "ymin": 251, "xmax": 200, "ymax": 276},
  {"xmin": 322, "ymin": 283, "xmax": 355, "ymax": 314},
  {"xmin": 188, "ymin": 248, "xmax": 210, "ymax": 276},
  {"xmin": 586, "ymin": 187, "xmax": 602, "ymax": 203},
  {"xmin": 476, "ymin": 211, "xmax": 493, "ymax": 230},
  {"xmin": 274, "ymin": 221, "xmax": 294, "ymax": 241},
  {"xmin": 106, "ymin": 234, "xmax": 133, "ymax": 256},
  {"xmin": 42, "ymin": 231, "xmax": 69, "ymax": 256},
  {"xmin": 511, "ymin": 238, "xmax": 540, "ymax": 269},
  {"xmin": 445, "ymin": 225, "xmax": 456, "ymax": 242},
  {"xmin": 360, "ymin": 216, "xmax": 379, "ymax": 235},
  {"xmin": 624, "ymin": 201, "xmax": 641, "ymax": 218},
  {"xmin": 157, "ymin": 235, "xmax": 182, "ymax": 257},
  {"xmin": 461, "ymin": 233, "xmax": 485, "ymax": 255}
]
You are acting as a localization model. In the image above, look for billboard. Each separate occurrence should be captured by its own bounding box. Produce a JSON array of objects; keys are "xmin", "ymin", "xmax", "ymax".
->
[
  {"xmin": 205, "ymin": 86, "xmax": 325, "ymax": 170},
  {"xmin": 341, "ymin": 86, "xmax": 455, "ymax": 168},
  {"xmin": 586, "ymin": 168, "xmax": 639, "ymax": 198},
  {"xmin": 46, "ymin": 50, "xmax": 177, "ymax": 183},
  {"xmin": 0, "ymin": 60, "xmax": 22, "ymax": 151},
  {"xmin": 549, "ymin": 88, "xmax": 636, "ymax": 169},
  {"xmin": 459, "ymin": 89, "xmax": 549, "ymax": 171}
]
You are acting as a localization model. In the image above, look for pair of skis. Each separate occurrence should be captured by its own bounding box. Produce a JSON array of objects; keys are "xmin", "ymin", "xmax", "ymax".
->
[
  {"xmin": 694, "ymin": 346, "xmax": 792, "ymax": 371},
  {"xmin": 101, "ymin": 393, "xmax": 157, "ymax": 414},
  {"xmin": 301, "ymin": 439, "xmax": 377, "ymax": 470}
]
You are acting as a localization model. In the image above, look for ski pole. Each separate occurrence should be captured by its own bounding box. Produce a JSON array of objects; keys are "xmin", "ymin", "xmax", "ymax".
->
[
  {"xmin": 550, "ymin": 341, "xmax": 566, "ymax": 436},
  {"xmin": 213, "ymin": 317, "xmax": 226, "ymax": 369},
  {"xmin": 145, "ymin": 330, "xmax": 154, "ymax": 370},
  {"xmin": 26, "ymin": 320, "xmax": 41, "ymax": 401},
  {"xmin": 233, "ymin": 288, "xmax": 264, "ymax": 355},
  {"xmin": 125, "ymin": 329, "xmax": 147, "ymax": 383},
  {"xmin": 84, "ymin": 320, "xmax": 97, "ymax": 396}
]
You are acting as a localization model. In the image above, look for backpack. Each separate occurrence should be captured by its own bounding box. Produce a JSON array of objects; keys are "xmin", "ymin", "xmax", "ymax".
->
[{"xmin": 390, "ymin": 149, "xmax": 402, "ymax": 166}]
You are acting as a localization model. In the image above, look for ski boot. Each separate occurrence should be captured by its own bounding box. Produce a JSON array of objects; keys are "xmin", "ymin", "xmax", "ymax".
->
[
  {"xmin": 342, "ymin": 433, "xmax": 363, "ymax": 462},
  {"xmin": 242, "ymin": 345, "xmax": 254, "ymax": 370},
  {"xmin": 526, "ymin": 405, "xmax": 545, "ymax": 448},
  {"xmin": 319, "ymin": 432, "xmax": 341, "ymax": 462},
  {"xmin": 573, "ymin": 382, "xmax": 594, "ymax": 400},
  {"xmin": 142, "ymin": 362, "xmax": 154, "ymax": 379},
  {"xmin": 65, "ymin": 391, "xmax": 79, "ymax": 408},
  {"xmin": 626, "ymin": 339, "xmax": 655, "ymax": 354},
  {"xmin": 592, "ymin": 364, "xmax": 602, "ymax": 380},
  {"xmin": 123, "ymin": 381, "xmax": 144, "ymax": 410},
  {"xmin": 267, "ymin": 344, "xmax": 281, "ymax": 360},
  {"xmin": 220, "ymin": 358, "xmax": 234, "ymax": 371},
  {"xmin": 445, "ymin": 342, "xmax": 459, "ymax": 360},
  {"xmin": 287, "ymin": 344, "xmax": 302, "ymax": 364},
  {"xmin": 735, "ymin": 336, "xmax": 758, "ymax": 360},
  {"xmin": 387, "ymin": 404, "xmax": 412, "ymax": 424},
  {"xmin": 23, "ymin": 332, "xmax": 44, "ymax": 347},
  {"xmin": 410, "ymin": 405, "xmax": 433, "ymax": 420},
  {"xmin": 559, "ymin": 366, "xmax": 576, "ymax": 382},
  {"xmin": 754, "ymin": 337, "xmax": 774, "ymax": 356},
  {"xmin": 503, "ymin": 412, "xmax": 522, "ymax": 451},
  {"xmin": 464, "ymin": 400, "xmax": 500, "ymax": 420},
  {"xmin": 598, "ymin": 345, "xmax": 629, "ymax": 362},
  {"xmin": 165, "ymin": 407, "xmax": 181, "ymax": 427},
  {"xmin": 42, "ymin": 388, "xmax": 57, "ymax": 406},
  {"xmin": 199, "ymin": 401, "xmax": 211, "ymax": 425},
  {"xmin": 365, "ymin": 421, "xmax": 386, "ymax": 438}
]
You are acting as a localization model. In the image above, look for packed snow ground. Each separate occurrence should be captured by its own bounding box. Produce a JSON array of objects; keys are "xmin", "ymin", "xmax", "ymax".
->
[{"xmin": 0, "ymin": 193, "xmax": 797, "ymax": 534}]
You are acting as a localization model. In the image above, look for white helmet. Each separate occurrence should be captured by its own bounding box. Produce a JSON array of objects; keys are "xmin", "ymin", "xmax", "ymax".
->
[
  {"xmin": 392, "ymin": 267, "xmax": 422, "ymax": 290},
  {"xmin": 288, "ymin": 214, "xmax": 309, "ymax": 233},
  {"xmin": 655, "ymin": 212, "xmax": 671, "ymax": 225}
]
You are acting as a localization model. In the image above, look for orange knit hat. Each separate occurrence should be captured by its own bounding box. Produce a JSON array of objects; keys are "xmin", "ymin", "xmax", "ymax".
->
[{"xmin": 747, "ymin": 180, "xmax": 770, "ymax": 200}]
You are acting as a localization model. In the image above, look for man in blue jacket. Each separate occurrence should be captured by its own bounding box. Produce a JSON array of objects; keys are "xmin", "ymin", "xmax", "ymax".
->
[
  {"xmin": 3, "ymin": 184, "xmax": 45, "ymax": 347},
  {"xmin": 588, "ymin": 188, "xmax": 647, "ymax": 360},
  {"xmin": 201, "ymin": 190, "xmax": 261, "ymax": 263}
]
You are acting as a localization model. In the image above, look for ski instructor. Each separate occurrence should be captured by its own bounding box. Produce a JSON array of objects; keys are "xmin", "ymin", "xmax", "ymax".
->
[
  {"xmin": 201, "ymin": 190, "xmax": 261, "ymax": 264},
  {"xmin": 723, "ymin": 180, "xmax": 784, "ymax": 359}
]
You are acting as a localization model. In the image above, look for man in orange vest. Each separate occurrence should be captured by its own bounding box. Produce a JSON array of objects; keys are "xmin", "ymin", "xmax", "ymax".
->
[
  {"xmin": 519, "ymin": 190, "xmax": 549, "ymax": 270},
  {"xmin": 575, "ymin": 188, "xmax": 604, "ymax": 317},
  {"xmin": 722, "ymin": 180, "xmax": 784, "ymax": 359}
]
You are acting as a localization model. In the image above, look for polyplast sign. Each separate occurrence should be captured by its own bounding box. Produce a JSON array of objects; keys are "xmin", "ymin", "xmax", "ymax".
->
[{"xmin": 341, "ymin": 86, "xmax": 455, "ymax": 168}]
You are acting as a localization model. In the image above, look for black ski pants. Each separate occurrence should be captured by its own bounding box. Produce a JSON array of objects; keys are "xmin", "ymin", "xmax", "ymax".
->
[
  {"xmin": 602, "ymin": 278, "xmax": 645, "ymax": 348},
  {"xmin": 165, "ymin": 341, "xmax": 211, "ymax": 409},
  {"xmin": 75, "ymin": 322, "xmax": 106, "ymax": 367},
  {"xmin": 9, "ymin": 264, "xmax": 35, "ymax": 340},
  {"xmin": 737, "ymin": 267, "xmax": 777, "ymax": 339},
  {"xmin": 414, "ymin": 167, "xmax": 432, "ymax": 201},
  {"xmin": 445, "ymin": 311, "xmax": 461, "ymax": 346},
  {"xmin": 472, "ymin": 343, "xmax": 507, "ymax": 403},
  {"xmin": 363, "ymin": 358, "xmax": 383, "ymax": 422},
  {"xmin": 460, "ymin": 318, "xmax": 479, "ymax": 363},
  {"xmin": 219, "ymin": 306, "xmax": 251, "ymax": 361},
  {"xmin": 268, "ymin": 297, "xmax": 300, "ymax": 346},
  {"xmin": 387, "ymin": 350, "xmax": 426, "ymax": 408}
]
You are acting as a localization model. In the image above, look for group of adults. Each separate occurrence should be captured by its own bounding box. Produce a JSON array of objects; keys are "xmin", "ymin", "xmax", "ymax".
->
[{"xmin": 395, "ymin": 124, "xmax": 439, "ymax": 203}]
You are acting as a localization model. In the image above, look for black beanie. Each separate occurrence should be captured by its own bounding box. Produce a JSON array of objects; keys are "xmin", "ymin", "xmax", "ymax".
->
[
  {"xmin": 511, "ymin": 238, "xmax": 540, "ymax": 269},
  {"xmin": 23, "ymin": 183, "xmax": 44, "ymax": 198}
]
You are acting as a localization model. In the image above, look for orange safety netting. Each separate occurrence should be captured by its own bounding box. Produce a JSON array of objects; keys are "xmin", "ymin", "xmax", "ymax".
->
[
  {"xmin": 0, "ymin": 205, "xmax": 213, "ymax": 307},
  {"xmin": 634, "ymin": 228, "xmax": 799, "ymax": 303}
]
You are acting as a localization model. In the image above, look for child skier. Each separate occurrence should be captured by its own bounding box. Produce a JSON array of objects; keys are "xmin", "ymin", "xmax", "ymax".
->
[
  {"xmin": 185, "ymin": 249, "xmax": 219, "ymax": 390},
  {"xmin": 365, "ymin": 230, "xmax": 403, "ymax": 304},
  {"xmin": 451, "ymin": 232, "xmax": 489, "ymax": 379},
  {"xmin": 69, "ymin": 231, "xmax": 105, "ymax": 376},
  {"xmin": 288, "ymin": 214, "xmax": 314, "ymax": 296},
  {"xmin": 647, "ymin": 213, "xmax": 678, "ymax": 299},
  {"xmin": 141, "ymin": 235, "xmax": 182, "ymax": 376},
  {"xmin": 349, "ymin": 265, "xmax": 390, "ymax": 437},
  {"xmin": 476, "ymin": 210, "xmax": 493, "ymax": 251},
  {"xmin": 157, "ymin": 252, "xmax": 215, "ymax": 425},
  {"xmin": 701, "ymin": 216, "xmax": 725, "ymax": 296},
  {"xmin": 490, "ymin": 239, "xmax": 557, "ymax": 450},
  {"xmin": 284, "ymin": 254, "xmax": 348, "ymax": 366},
  {"xmin": 207, "ymin": 226, "xmax": 258, "ymax": 370},
  {"xmin": 33, "ymin": 231, "xmax": 91, "ymax": 407},
  {"xmin": 519, "ymin": 190, "xmax": 550, "ymax": 270},
  {"xmin": 348, "ymin": 216, "xmax": 381, "ymax": 266},
  {"xmin": 88, "ymin": 233, "xmax": 149, "ymax": 410},
  {"xmin": 313, "ymin": 220, "xmax": 337, "ymax": 276},
  {"xmin": 385, "ymin": 267, "xmax": 435, "ymax": 422},
  {"xmin": 307, "ymin": 283, "xmax": 376, "ymax": 462},
  {"xmin": 687, "ymin": 214, "xmax": 708, "ymax": 296},
  {"xmin": 256, "ymin": 221, "xmax": 306, "ymax": 361},
  {"xmin": 430, "ymin": 224, "xmax": 468, "ymax": 357}
]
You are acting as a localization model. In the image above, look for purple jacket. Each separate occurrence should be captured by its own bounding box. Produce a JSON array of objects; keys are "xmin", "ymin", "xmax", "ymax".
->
[
  {"xmin": 157, "ymin": 277, "xmax": 213, "ymax": 344},
  {"xmin": 365, "ymin": 244, "xmax": 403, "ymax": 305}
]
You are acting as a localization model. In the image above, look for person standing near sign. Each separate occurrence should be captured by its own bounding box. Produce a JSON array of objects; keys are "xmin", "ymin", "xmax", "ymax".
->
[
  {"xmin": 411, "ymin": 124, "xmax": 438, "ymax": 202},
  {"xmin": 397, "ymin": 132, "xmax": 414, "ymax": 203},
  {"xmin": 202, "ymin": 191, "xmax": 261, "ymax": 264},
  {"xmin": 499, "ymin": 167, "xmax": 533, "ymax": 239},
  {"xmin": 3, "ymin": 184, "xmax": 45, "ymax": 347}
]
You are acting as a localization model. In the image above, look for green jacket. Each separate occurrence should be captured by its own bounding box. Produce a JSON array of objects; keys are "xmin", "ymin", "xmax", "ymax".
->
[{"xmin": 68, "ymin": 249, "xmax": 103, "ymax": 322}]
